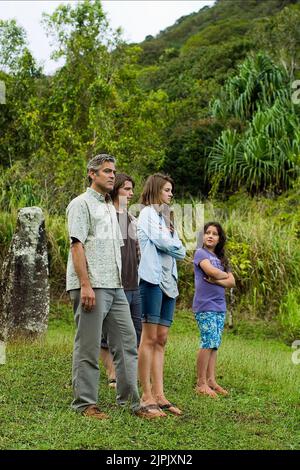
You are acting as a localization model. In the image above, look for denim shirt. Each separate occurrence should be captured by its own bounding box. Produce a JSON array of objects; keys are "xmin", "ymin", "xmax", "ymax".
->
[{"xmin": 137, "ymin": 206, "xmax": 186, "ymax": 285}]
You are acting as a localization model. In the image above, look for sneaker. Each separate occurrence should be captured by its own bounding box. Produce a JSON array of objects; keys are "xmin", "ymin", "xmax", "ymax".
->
[{"xmin": 82, "ymin": 405, "xmax": 109, "ymax": 420}]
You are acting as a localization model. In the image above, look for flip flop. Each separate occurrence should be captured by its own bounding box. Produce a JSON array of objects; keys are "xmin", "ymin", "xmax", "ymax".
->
[
  {"xmin": 158, "ymin": 402, "xmax": 183, "ymax": 416},
  {"xmin": 135, "ymin": 404, "xmax": 166, "ymax": 419},
  {"xmin": 108, "ymin": 379, "xmax": 117, "ymax": 388}
]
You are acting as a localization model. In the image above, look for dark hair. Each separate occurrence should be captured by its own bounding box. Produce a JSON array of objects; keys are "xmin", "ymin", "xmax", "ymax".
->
[
  {"xmin": 140, "ymin": 173, "xmax": 174, "ymax": 206},
  {"xmin": 110, "ymin": 173, "xmax": 135, "ymax": 201},
  {"xmin": 203, "ymin": 221, "xmax": 229, "ymax": 271},
  {"xmin": 87, "ymin": 154, "xmax": 115, "ymax": 185}
]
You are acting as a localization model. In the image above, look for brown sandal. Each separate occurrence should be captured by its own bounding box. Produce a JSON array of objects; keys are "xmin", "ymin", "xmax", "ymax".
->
[
  {"xmin": 158, "ymin": 402, "xmax": 183, "ymax": 416},
  {"xmin": 108, "ymin": 379, "xmax": 117, "ymax": 388},
  {"xmin": 135, "ymin": 404, "xmax": 166, "ymax": 419}
]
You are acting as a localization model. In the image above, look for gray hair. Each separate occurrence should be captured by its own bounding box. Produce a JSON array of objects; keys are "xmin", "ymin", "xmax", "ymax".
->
[
  {"xmin": 87, "ymin": 154, "xmax": 116, "ymax": 172},
  {"xmin": 87, "ymin": 154, "xmax": 116, "ymax": 184}
]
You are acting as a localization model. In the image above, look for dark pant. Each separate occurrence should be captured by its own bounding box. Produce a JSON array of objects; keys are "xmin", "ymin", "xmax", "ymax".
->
[{"xmin": 101, "ymin": 288, "xmax": 142, "ymax": 348}]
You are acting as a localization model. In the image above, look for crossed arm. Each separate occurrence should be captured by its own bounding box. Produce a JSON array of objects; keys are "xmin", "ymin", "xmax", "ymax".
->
[
  {"xmin": 199, "ymin": 259, "xmax": 236, "ymax": 288},
  {"xmin": 138, "ymin": 207, "xmax": 186, "ymax": 260}
]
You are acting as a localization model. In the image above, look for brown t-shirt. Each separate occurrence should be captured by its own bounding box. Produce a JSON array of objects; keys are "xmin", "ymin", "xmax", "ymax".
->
[{"xmin": 117, "ymin": 211, "xmax": 139, "ymax": 290}]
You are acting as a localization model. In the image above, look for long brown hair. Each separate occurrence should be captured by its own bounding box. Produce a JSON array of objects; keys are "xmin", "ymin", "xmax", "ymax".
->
[
  {"xmin": 203, "ymin": 222, "xmax": 229, "ymax": 271},
  {"xmin": 140, "ymin": 173, "xmax": 174, "ymax": 206},
  {"xmin": 140, "ymin": 173, "xmax": 175, "ymax": 232}
]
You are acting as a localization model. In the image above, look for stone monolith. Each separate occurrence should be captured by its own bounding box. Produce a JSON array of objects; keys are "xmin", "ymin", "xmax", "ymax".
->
[{"xmin": 0, "ymin": 207, "xmax": 50, "ymax": 341}]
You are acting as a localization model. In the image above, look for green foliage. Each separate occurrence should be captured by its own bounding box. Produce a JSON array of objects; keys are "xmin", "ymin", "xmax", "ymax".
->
[
  {"xmin": 279, "ymin": 288, "xmax": 300, "ymax": 341},
  {"xmin": 252, "ymin": 4, "xmax": 300, "ymax": 78},
  {"xmin": 226, "ymin": 240, "xmax": 252, "ymax": 279},
  {"xmin": 221, "ymin": 196, "xmax": 300, "ymax": 322},
  {"xmin": 2, "ymin": 0, "xmax": 299, "ymax": 200},
  {"xmin": 40, "ymin": 2, "xmax": 167, "ymax": 210},
  {"xmin": 45, "ymin": 215, "xmax": 69, "ymax": 296},
  {"xmin": 162, "ymin": 116, "xmax": 223, "ymax": 198},
  {"xmin": 0, "ymin": 211, "xmax": 16, "ymax": 266},
  {"xmin": 208, "ymin": 53, "xmax": 300, "ymax": 194},
  {"xmin": 0, "ymin": 41, "xmax": 43, "ymax": 168},
  {"xmin": 137, "ymin": 0, "xmax": 300, "ymax": 196},
  {"xmin": 181, "ymin": 19, "xmax": 251, "ymax": 52},
  {"xmin": 42, "ymin": 0, "xmax": 114, "ymax": 67},
  {"xmin": 211, "ymin": 53, "xmax": 291, "ymax": 121},
  {"xmin": 138, "ymin": 0, "xmax": 298, "ymax": 65},
  {"xmin": 0, "ymin": 163, "xmax": 44, "ymax": 211},
  {"xmin": 177, "ymin": 190, "xmax": 300, "ymax": 335},
  {"xmin": 0, "ymin": 19, "xmax": 28, "ymax": 73},
  {"xmin": 0, "ymin": 1, "xmax": 169, "ymax": 213}
]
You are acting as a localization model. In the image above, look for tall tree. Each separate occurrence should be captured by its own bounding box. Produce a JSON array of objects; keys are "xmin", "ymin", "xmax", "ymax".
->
[
  {"xmin": 24, "ymin": 0, "xmax": 168, "ymax": 212},
  {"xmin": 252, "ymin": 4, "xmax": 300, "ymax": 79},
  {"xmin": 0, "ymin": 19, "xmax": 27, "ymax": 73},
  {"xmin": 0, "ymin": 20, "xmax": 43, "ymax": 170}
]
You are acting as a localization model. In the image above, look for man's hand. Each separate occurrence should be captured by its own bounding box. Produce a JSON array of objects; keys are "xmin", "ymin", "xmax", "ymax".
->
[
  {"xmin": 71, "ymin": 242, "xmax": 96, "ymax": 311},
  {"xmin": 81, "ymin": 284, "xmax": 96, "ymax": 311}
]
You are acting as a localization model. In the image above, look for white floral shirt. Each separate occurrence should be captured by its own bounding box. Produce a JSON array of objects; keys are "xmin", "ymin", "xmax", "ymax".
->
[{"xmin": 66, "ymin": 188, "xmax": 123, "ymax": 291}]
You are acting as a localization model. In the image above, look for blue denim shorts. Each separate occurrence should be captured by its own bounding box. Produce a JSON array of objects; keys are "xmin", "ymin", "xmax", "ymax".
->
[
  {"xmin": 140, "ymin": 279, "xmax": 176, "ymax": 327},
  {"xmin": 194, "ymin": 311, "xmax": 226, "ymax": 349}
]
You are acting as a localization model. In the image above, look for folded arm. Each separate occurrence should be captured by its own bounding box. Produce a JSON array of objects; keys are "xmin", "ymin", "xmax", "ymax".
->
[
  {"xmin": 138, "ymin": 208, "xmax": 186, "ymax": 260},
  {"xmin": 199, "ymin": 259, "xmax": 229, "ymax": 280},
  {"xmin": 204, "ymin": 272, "xmax": 236, "ymax": 288}
]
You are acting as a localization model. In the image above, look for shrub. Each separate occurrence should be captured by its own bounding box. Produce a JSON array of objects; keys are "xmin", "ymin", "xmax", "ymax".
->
[{"xmin": 278, "ymin": 289, "xmax": 300, "ymax": 341}]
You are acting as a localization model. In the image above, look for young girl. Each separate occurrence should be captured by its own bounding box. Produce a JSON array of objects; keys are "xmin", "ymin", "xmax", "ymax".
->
[
  {"xmin": 137, "ymin": 173, "xmax": 186, "ymax": 418},
  {"xmin": 193, "ymin": 222, "xmax": 235, "ymax": 398}
]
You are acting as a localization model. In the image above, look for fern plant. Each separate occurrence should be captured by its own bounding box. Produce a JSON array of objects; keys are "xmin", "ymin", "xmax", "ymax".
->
[{"xmin": 208, "ymin": 53, "xmax": 300, "ymax": 194}]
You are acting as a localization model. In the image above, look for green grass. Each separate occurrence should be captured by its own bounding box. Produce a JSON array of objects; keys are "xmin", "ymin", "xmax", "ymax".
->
[{"xmin": 0, "ymin": 308, "xmax": 299, "ymax": 450}]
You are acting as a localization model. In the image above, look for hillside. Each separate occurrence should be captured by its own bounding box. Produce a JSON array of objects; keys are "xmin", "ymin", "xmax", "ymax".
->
[
  {"xmin": 134, "ymin": 0, "xmax": 300, "ymax": 195},
  {"xmin": 139, "ymin": 0, "xmax": 300, "ymax": 65}
]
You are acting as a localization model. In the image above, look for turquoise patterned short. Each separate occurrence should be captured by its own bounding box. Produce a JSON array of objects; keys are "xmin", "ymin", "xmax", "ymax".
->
[{"xmin": 194, "ymin": 311, "xmax": 226, "ymax": 350}]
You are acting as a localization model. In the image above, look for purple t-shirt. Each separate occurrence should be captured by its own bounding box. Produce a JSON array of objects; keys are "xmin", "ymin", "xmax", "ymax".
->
[{"xmin": 192, "ymin": 248, "xmax": 226, "ymax": 313}]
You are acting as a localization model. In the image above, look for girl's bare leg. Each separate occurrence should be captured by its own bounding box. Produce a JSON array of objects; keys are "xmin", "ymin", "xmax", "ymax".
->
[
  {"xmin": 100, "ymin": 348, "xmax": 116, "ymax": 387},
  {"xmin": 207, "ymin": 349, "xmax": 228, "ymax": 395},
  {"xmin": 195, "ymin": 349, "xmax": 217, "ymax": 398},
  {"xmin": 138, "ymin": 323, "xmax": 166, "ymax": 416},
  {"xmin": 152, "ymin": 325, "xmax": 182, "ymax": 415}
]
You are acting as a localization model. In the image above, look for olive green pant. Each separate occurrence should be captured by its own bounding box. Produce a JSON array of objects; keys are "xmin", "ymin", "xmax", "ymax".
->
[{"xmin": 69, "ymin": 288, "xmax": 140, "ymax": 412}]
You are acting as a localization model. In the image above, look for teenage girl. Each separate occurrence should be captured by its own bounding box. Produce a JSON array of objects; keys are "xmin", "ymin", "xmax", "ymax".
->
[{"xmin": 137, "ymin": 173, "xmax": 186, "ymax": 418}]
